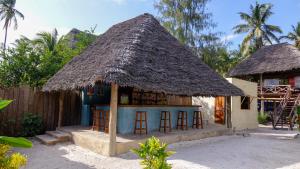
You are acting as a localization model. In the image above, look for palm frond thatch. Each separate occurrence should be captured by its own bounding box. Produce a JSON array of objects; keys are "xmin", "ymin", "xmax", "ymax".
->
[
  {"xmin": 229, "ymin": 43, "xmax": 300, "ymax": 77},
  {"xmin": 43, "ymin": 13, "xmax": 243, "ymax": 96}
]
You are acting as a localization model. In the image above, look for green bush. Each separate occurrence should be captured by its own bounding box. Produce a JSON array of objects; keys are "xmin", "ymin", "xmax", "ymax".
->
[
  {"xmin": 21, "ymin": 113, "xmax": 43, "ymax": 137},
  {"xmin": 258, "ymin": 113, "xmax": 268, "ymax": 124},
  {"xmin": 132, "ymin": 136, "xmax": 175, "ymax": 169}
]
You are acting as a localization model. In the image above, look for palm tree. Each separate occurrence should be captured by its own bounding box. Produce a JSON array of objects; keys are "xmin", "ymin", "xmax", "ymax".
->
[
  {"xmin": 33, "ymin": 29, "xmax": 63, "ymax": 53},
  {"xmin": 0, "ymin": 0, "xmax": 24, "ymax": 50},
  {"xmin": 280, "ymin": 22, "xmax": 300, "ymax": 49},
  {"xmin": 233, "ymin": 2, "xmax": 282, "ymax": 55}
]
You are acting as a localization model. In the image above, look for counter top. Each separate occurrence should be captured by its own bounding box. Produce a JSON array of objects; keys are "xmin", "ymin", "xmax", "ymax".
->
[{"xmin": 95, "ymin": 104, "xmax": 201, "ymax": 107}]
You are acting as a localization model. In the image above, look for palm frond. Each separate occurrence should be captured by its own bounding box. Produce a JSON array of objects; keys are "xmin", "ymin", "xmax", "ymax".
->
[
  {"xmin": 238, "ymin": 12, "xmax": 252, "ymax": 23},
  {"xmin": 232, "ymin": 24, "xmax": 251, "ymax": 34},
  {"xmin": 265, "ymin": 24, "xmax": 282, "ymax": 33},
  {"xmin": 260, "ymin": 3, "xmax": 273, "ymax": 22},
  {"xmin": 266, "ymin": 30, "xmax": 280, "ymax": 44},
  {"xmin": 241, "ymin": 31, "xmax": 254, "ymax": 55}
]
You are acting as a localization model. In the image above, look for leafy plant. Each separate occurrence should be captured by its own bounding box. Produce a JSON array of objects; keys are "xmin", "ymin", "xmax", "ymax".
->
[
  {"xmin": 0, "ymin": 144, "xmax": 27, "ymax": 169},
  {"xmin": 21, "ymin": 113, "xmax": 43, "ymax": 137},
  {"xmin": 0, "ymin": 99, "xmax": 32, "ymax": 148},
  {"xmin": 258, "ymin": 113, "xmax": 268, "ymax": 124},
  {"xmin": 132, "ymin": 136, "xmax": 174, "ymax": 169},
  {"xmin": 0, "ymin": 27, "xmax": 97, "ymax": 88},
  {"xmin": 0, "ymin": 99, "xmax": 30, "ymax": 169},
  {"xmin": 0, "ymin": 99, "xmax": 13, "ymax": 111},
  {"xmin": 0, "ymin": 136, "xmax": 32, "ymax": 148}
]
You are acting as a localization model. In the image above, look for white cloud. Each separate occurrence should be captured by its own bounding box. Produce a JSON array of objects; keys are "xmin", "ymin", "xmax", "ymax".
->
[
  {"xmin": 221, "ymin": 33, "xmax": 239, "ymax": 42},
  {"xmin": 109, "ymin": 0, "xmax": 147, "ymax": 5},
  {"xmin": 111, "ymin": 0, "xmax": 126, "ymax": 4}
]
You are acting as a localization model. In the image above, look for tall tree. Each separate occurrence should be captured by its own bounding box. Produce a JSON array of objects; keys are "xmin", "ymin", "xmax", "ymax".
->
[
  {"xmin": 0, "ymin": 0, "xmax": 24, "ymax": 51},
  {"xmin": 0, "ymin": 28, "xmax": 97, "ymax": 87},
  {"xmin": 33, "ymin": 29, "xmax": 62, "ymax": 53},
  {"xmin": 233, "ymin": 2, "xmax": 282, "ymax": 56},
  {"xmin": 155, "ymin": 0, "xmax": 215, "ymax": 48},
  {"xmin": 155, "ymin": 0, "xmax": 242, "ymax": 77},
  {"xmin": 280, "ymin": 22, "xmax": 300, "ymax": 49}
]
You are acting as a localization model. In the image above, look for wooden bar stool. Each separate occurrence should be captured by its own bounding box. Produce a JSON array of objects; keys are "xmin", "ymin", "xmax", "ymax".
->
[
  {"xmin": 134, "ymin": 111, "xmax": 148, "ymax": 135},
  {"xmin": 193, "ymin": 111, "xmax": 203, "ymax": 129},
  {"xmin": 159, "ymin": 111, "xmax": 172, "ymax": 133},
  {"xmin": 92, "ymin": 110, "xmax": 105, "ymax": 131},
  {"xmin": 176, "ymin": 111, "xmax": 188, "ymax": 130}
]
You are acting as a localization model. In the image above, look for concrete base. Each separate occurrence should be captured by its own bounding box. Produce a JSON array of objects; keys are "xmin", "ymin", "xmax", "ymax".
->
[
  {"xmin": 59, "ymin": 124, "xmax": 229, "ymax": 156},
  {"xmin": 36, "ymin": 130, "xmax": 71, "ymax": 145}
]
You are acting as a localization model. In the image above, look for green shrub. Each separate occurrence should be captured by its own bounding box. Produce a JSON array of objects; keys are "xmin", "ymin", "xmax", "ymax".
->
[
  {"xmin": 0, "ymin": 144, "xmax": 27, "ymax": 169},
  {"xmin": 21, "ymin": 113, "xmax": 43, "ymax": 137},
  {"xmin": 132, "ymin": 136, "xmax": 175, "ymax": 169},
  {"xmin": 258, "ymin": 113, "xmax": 268, "ymax": 124}
]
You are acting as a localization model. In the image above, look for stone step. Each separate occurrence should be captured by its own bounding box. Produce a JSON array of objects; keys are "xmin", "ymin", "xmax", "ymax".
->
[
  {"xmin": 46, "ymin": 130, "xmax": 70, "ymax": 142},
  {"xmin": 36, "ymin": 134, "xmax": 59, "ymax": 145},
  {"xmin": 249, "ymin": 132, "xmax": 299, "ymax": 140}
]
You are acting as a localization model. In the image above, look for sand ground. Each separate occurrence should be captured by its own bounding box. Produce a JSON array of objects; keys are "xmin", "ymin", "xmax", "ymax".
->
[{"xmin": 17, "ymin": 128, "xmax": 300, "ymax": 169}]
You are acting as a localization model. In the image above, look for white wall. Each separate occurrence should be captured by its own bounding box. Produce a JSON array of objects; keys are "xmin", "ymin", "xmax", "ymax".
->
[
  {"xmin": 227, "ymin": 78, "xmax": 258, "ymax": 130},
  {"xmin": 193, "ymin": 78, "xmax": 258, "ymax": 130},
  {"xmin": 192, "ymin": 97, "xmax": 215, "ymax": 123}
]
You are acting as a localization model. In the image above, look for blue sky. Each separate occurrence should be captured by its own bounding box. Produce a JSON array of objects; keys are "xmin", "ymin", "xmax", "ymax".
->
[{"xmin": 1, "ymin": 0, "xmax": 300, "ymax": 49}]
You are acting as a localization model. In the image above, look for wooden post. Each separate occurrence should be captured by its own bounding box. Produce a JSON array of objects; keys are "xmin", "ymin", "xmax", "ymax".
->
[
  {"xmin": 226, "ymin": 96, "xmax": 232, "ymax": 128},
  {"xmin": 108, "ymin": 83, "xmax": 118, "ymax": 156},
  {"xmin": 58, "ymin": 92, "xmax": 65, "ymax": 128},
  {"xmin": 260, "ymin": 74, "xmax": 264, "ymax": 115}
]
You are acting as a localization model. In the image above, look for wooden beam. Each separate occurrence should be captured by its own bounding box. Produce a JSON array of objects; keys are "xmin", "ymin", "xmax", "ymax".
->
[
  {"xmin": 108, "ymin": 83, "xmax": 118, "ymax": 156},
  {"xmin": 58, "ymin": 91, "xmax": 65, "ymax": 128},
  {"xmin": 260, "ymin": 74, "xmax": 264, "ymax": 115},
  {"xmin": 226, "ymin": 96, "xmax": 232, "ymax": 129}
]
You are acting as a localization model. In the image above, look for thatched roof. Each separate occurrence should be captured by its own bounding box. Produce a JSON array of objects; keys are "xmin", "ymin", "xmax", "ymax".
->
[
  {"xmin": 65, "ymin": 28, "xmax": 96, "ymax": 49},
  {"xmin": 43, "ymin": 13, "xmax": 243, "ymax": 96},
  {"xmin": 229, "ymin": 43, "xmax": 300, "ymax": 77}
]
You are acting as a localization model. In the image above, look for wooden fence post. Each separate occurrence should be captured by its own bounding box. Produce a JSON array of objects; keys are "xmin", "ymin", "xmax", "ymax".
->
[{"xmin": 58, "ymin": 92, "xmax": 65, "ymax": 128}]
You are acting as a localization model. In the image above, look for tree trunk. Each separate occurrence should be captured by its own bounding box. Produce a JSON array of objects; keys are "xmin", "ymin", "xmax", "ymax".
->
[{"xmin": 3, "ymin": 26, "xmax": 8, "ymax": 51}]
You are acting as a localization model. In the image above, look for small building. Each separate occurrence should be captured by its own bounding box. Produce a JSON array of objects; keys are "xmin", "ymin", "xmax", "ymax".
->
[
  {"xmin": 229, "ymin": 43, "xmax": 300, "ymax": 129},
  {"xmin": 193, "ymin": 78, "xmax": 258, "ymax": 131},
  {"xmin": 43, "ymin": 13, "xmax": 243, "ymax": 156}
]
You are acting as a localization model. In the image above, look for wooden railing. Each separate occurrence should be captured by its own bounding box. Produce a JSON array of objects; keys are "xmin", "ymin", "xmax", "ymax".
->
[
  {"xmin": 272, "ymin": 88, "xmax": 291, "ymax": 128},
  {"xmin": 258, "ymin": 85, "xmax": 291, "ymax": 96}
]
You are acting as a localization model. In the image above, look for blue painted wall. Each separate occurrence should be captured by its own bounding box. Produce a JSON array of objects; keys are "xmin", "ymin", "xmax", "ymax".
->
[
  {"xmin": 117, "ymin": 106, "xmax": 198, "ymax": 134},
  {"xmin": 82, "ymin": 86, "xmax": 111, "ymax": 105},
  {"xmin": 81, "ymin": 85, "xmax": 199, "ymax": 134},
  {"xmin": 93, "ymin": 106, "xmax": 199, "ymax": 134},
  {"xmin": 81, "ymin": 85, "xmax": 111, "ymax": 126}
]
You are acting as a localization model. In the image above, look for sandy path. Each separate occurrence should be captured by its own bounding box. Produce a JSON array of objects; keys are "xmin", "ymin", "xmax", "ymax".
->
[{"xmin": 17, "ymin": 134, "xmax": 300, "ymax": 169}]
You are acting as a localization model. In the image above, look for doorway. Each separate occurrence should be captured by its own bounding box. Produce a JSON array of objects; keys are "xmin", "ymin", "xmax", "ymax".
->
[{"xmin": 215, "ymin": 96, "xmax": 225, "ymax": 124}]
